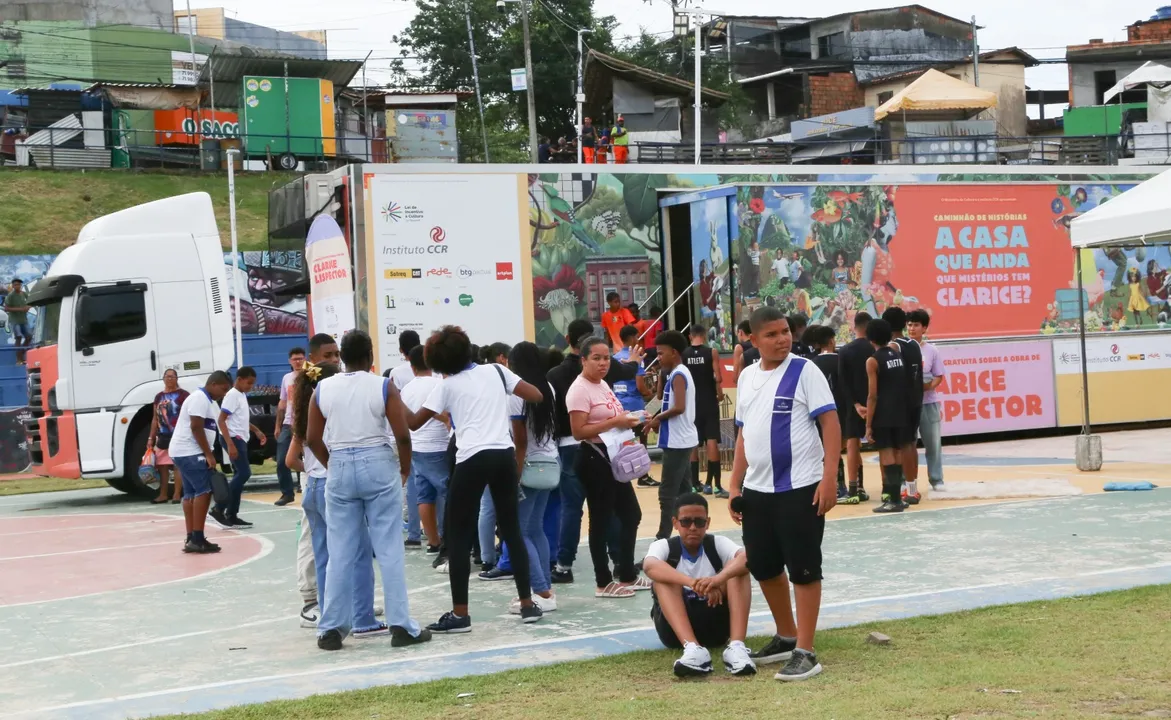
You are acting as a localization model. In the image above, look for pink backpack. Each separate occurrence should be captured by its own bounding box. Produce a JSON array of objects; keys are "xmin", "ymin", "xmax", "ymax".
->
[{"xmin": 589, "ymin": 438, "xmax": 651, "ymax": 483}]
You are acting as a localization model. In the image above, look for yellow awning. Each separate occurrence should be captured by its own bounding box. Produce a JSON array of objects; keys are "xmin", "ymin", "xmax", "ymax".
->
[{"xmin": 874, "ymin": 68, "xmax": 998, "ymax": 121}]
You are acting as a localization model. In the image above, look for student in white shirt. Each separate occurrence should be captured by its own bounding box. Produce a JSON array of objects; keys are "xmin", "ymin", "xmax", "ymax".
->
[
  {"xmin": 211, "ymin": 367, "xmax": 266, "ymax": 529},
  {"xmin": 645, "ymin": 331, "xmax": 697, "ymax": 540},
  {"xmin": 306, "ymin": 330, "xmax": 429, "ymax": 652},
  {"xmin": 169, "ymin": 371, "xmax": 232, "ymax": 554},
  {"xmin": 385, "ymin": 330, "xmax": 421, "ymax": 391},
  {"xmin": 730, "ymin": 306, "xmax": 840, "ymax": 682},
  {"xmin": 643, "ymin": 492, "xmax": 754, "ymax": 678},
  {"xmin": 506, "ymin": 342, "xmax": 560, "ymax": 615},
  {"xmin": 407, "ymin": 325, "xmax": 546, "ymax": 632},
  {"xmin": 274, "ymin": 346, "xmax": 306, "ymax": 506},
  {"xmin": 399, "ymin": 345, "xmax": 451, "ymax": 554}
]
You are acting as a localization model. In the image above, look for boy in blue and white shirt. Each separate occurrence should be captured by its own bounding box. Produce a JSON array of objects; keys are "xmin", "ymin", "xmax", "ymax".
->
[
  {"xmin": 647, "ymin": 331, "xmax": 698, "ymax": 539},
  {"xmin": 730, "ymin": 307, "xmax": 840, "ymax": 683}
]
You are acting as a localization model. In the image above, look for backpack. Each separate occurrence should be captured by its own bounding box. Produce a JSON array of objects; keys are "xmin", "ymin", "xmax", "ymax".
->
[
  {"xmin": 665, "ymin": 535, "xmax": 723, "ymax": 574},
  {"xmin": 588, "ymin": 438, "xmax": 651, "ymax": 483}
]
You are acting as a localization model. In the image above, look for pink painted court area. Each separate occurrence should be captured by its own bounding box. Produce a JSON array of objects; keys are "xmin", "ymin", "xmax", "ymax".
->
[{"xmin": 0, "ymin": 514, "xmax": 264, "ymax": 607}]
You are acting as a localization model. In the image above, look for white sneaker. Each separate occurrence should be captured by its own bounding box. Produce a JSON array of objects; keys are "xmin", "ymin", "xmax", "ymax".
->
[
  {"xmin": 722, "ymin": 642, "xmax": 757, "ymax": 676},
  {"xmin": 436, "ymin": 560, "xmax": 449, "ymax": 574},
  {"xmin": 374, "ymin": 604, "xmax": 385, "ymax": 617},
  {"xmin": 509, "ymin": 594, "xmax": 557, "ymax": 614},
  {"xmin": 930, "ymin": 481, "xmax": 947, "ymax": 492},
  {"xmin": 299, "ymin": 603, "xmax": 319, "ymax": 629},
  {"xmin": 673, "ymin": 643, "xmax": 712, "ymax": 677}
]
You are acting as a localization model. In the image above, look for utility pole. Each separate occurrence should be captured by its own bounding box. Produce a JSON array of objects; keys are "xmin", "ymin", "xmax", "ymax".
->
[
  {"xmin": 520, "ymin": 0, "xmax": 539, "ymax": 163},
  {"xmin": 694, "ymin": 15, "xmax": 702, "ymax": 165},
  {"xmin": 971, "ymin": 15, "xmax": 980, "ymax": 87},
  {"xmin": 576, "ymin": 28, "xmax": 591, "ymax": 164},
  {"xmin": 465, "ymin": 1, "xmax": 491, "ymax": 162}
]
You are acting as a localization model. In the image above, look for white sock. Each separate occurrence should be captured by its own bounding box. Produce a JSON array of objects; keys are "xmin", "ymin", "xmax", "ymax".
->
[
  {"xmin": 683, "ymin": 641, "xmax": 700, "ymax": 651},
  {"xmin": 907, "ymin": 480, "xmax": 918, "ymax": 495},
  {"xmin": 728, "ymin": 640, "xmax": 747, "ymax": 650}
]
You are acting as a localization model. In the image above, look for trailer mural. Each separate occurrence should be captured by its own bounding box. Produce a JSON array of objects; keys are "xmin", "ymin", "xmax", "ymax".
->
[
  {"xmin": 527, "ymin": 171, "xmax": 1165, "ymax": 348},
  {"xmin": 1, "ymin": 252, "xmax": 307, "ymax": 340}
]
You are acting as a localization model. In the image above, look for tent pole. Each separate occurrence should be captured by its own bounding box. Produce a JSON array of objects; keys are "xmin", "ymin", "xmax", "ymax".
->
[{"xmin": 1076, "ymin": 248, "xmax": 1090, "ymax": 435}]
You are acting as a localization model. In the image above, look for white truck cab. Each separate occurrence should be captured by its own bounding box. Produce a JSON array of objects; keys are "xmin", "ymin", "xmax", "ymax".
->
[{"xmin": 25, "ymin": 192, "xmax": 234, "ymax": 495}]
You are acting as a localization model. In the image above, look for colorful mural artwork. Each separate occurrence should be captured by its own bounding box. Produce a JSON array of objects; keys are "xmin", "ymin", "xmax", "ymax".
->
[
  {"xmin": 1, "ymin": 252, "xmax": 307, "ymax": 343},
  {"xmin": 690, "ymin": 196, "xmax": 733, "ymax": 350}
]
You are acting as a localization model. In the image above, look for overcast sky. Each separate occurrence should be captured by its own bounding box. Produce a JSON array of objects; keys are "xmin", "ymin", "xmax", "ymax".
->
[{"xmin": 181, "ymin": 0, "xmax": 1165, "ymax": 93}]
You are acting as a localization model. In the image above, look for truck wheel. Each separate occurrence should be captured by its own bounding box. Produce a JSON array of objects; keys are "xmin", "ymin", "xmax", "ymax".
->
[{"xmin": 117, "ymin": 425, "xmax": 157, "ymax": 499}]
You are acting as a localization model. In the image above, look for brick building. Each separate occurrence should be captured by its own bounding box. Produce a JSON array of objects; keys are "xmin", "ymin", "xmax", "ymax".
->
[
  {"xmin": 583, "ymin": 255, "xmax": 651, "ymax": 320},
  {"xmin": 1067, "ymin": 9, "xmax": 1171, "ymax": 107}
]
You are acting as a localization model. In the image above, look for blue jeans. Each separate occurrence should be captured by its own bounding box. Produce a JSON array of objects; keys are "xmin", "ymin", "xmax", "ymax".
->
[
  {"xmin": 214, "ymin": 437, "xmax": 251, "ymax": 517},
  {"xmin": 479, "ymin": 488, "xmax": 498, "ymax": 566},
  {"xmin": 414, "ymin": 451, "xmax": 449, "ymax": 540},
  {"xmin": 172, "ymin": 454, "xmax": 211, "ymax": 500},
  {"xmin": 319, "ymin": 445, "xmax": 421, "ymax": 638},
  {"xmin": 545, "ymin": 488, "xmax": 561, "ymax": 563},
  {"xmin": 920, "ymin": 402, "xmax": 944, "ymax": 484},
  {"xmin": 302, "ymin": 474, "xmax": 378, "ymax": 632},
  {"xmin": 518, "ymin": 486, "xmax": 552, "ymax": 593},
  {"xmin": 405, "ymin": 461, "xmax": 422, "ymax": 543},
  {"xmin": 275, "ymin": 426, "xmax": 295, "ymax": 497}
]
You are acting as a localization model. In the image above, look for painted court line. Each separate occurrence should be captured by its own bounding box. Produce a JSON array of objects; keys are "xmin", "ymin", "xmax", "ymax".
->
[
  {"xmin": 0, "ymin": 517, "xmax": 184, "ymax": 537},
  {"xmin": 0, "ymin": 530, "xmax": 293, "ymax": 562},
  {"xmin": 0, "ymin": 580, "xmax": 453, "ymax": 671},
  {"xmin": 12, "ymin": 561, "xmax": 1171, "ymax": 719}
]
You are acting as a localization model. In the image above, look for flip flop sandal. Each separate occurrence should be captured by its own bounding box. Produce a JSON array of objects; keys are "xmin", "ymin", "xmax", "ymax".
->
[
  {"xmin": 595, "ymin": 582, "xmax": 636, "ymax": 599},
  {"xmin": 621, "ymin": 576, "xmax": 653, "ymax": 592}
]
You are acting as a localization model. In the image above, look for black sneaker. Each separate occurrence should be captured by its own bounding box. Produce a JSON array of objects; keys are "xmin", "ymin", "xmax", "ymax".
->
[
  {"xmin": 479, "ymin": 566, "xmax": 513, "ymax": 581},
  {"xmin": 391, "ymin": 626, "xmax": 433, "ymax": 647},
  {"xmin": 405, "ymin": 539, "xmax": 423, "ymax": 549},
  {"xmin": 182, "ymin": 539, "xmax": 221, "ymax": 554},
  {"xmin": 750, "ymin": 635, "xmax": 796, "ymax": 665},
  {"xmin": 873, "ymin": 494, "xmax": 905, "ymax": 513},
  {"xmin": 229, "ymin": 515, "xmax": 253, "ymax": 529},
  {"xmin": 274, "ymin": 494, "xmax": 294, "ymax": 507},
  {"xmin": 427, "ymin": 611, "xmax": 472, "ymax": 634},
  {"xmin": 551, "ymin": 567, "xmax": 574, "ymax": 584},
  {"xmin": 520, "ymin": 603, "xmax": 543, "ymax": 624},
  {"xmin": 426, "ymin": 544, "xmax": 441, "ymax": 555},
  {"xmin": 636, "ymin": 475, "xmax": 660, "ymax": 487},
  {"xmin": 208, "ymin": 508, "xmax": 231, "ymax": 529},
  {"xmin": 317, "ymin": 629, "xmax": 344, "ymax": 651},
  {"xmin": 775, "ymin": 648, "xmax": 823, "ymax": 681},
  {"xmin": 431, "ymin": 550, "xmax": 448, "ymax": 569}
]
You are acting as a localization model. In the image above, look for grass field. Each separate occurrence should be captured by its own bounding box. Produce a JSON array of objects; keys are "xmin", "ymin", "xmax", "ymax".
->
[
  {"xmin": 167, "ymin": 584, "xmax": 1171, "ymax": 720},
  {"xmin": 0, "ymin": 169, "xmax": 296, "ymax": 254},
  {"xmin": 0, "ymin": 476, "xmax": 106, "ymax": 495}
]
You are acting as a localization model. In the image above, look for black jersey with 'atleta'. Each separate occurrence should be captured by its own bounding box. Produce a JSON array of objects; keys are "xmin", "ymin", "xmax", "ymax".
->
[
  {"xmin": 682, "ymin": 344, "xmax": 719, "ymax": 412},
  {"xmin": 739, "ymin": 340, "xmax": 761, "ymax": 368},
  {"xmin": 873, "ymin": 346, "xmax": 907, "ymax": 429},
  {"xmin": 895, "ymin": 337, "xmax": 924, "ymax": 417}
]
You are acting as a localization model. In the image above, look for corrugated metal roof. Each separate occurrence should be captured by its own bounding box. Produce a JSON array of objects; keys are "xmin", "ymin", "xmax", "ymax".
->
[
  {"xmin": 200, "ymin": 53, "xmax": 364, "ymax": 88},
  {"xmin": 26, "ymin": 147, "xmax": 111, "ymax": 169},
  {"xmin": 86, "ymin": 82, "xmax": 191, "ymax": 91}
]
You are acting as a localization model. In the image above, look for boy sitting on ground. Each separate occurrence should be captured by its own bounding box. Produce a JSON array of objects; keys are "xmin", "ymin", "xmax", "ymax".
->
[{"xmin": 643, "ymin": 493, "xmax": 756, "ymax": 678}]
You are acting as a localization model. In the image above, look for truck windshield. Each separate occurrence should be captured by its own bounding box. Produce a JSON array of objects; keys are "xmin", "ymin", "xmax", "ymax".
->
[{"xmin": 33, "ymin": 301, "xmax": 62, "ymax": 346}]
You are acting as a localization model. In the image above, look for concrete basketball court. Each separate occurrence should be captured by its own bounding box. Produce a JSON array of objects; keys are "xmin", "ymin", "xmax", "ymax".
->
[{"xmin": 1, "ymin": 429, "xmax": 1169, "ymax": 719}]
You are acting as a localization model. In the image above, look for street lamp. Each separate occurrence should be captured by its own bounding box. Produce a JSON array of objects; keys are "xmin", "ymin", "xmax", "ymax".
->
[
  {"xmin": 498, "ymin": 0, "xmax": 539, "ymax": 163},
  {"xmin": 577, "ymin": 28, "xmax": 591, "ymax": 165},
  {"xmin": 675, "ymin": 7, "xmax": 729, "ymax": 165}
]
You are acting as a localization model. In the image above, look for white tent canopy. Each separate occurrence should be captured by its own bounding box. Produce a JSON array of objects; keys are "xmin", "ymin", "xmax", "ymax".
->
[
  {"xmin": 1070, "ymin": 168, "xmax": 1171, "ymax": 248},
  {"xmin": 1102, "ymin": 61, "xmax": 1171, "ymax": 103}
]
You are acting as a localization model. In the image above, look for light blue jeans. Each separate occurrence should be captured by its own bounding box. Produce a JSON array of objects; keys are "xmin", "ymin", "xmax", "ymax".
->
[
  {"xmin": 302, "ymin": 474, "xmax": 378, "ymax": 632},
  {"xmin": 320, "ymin": 445, "xmax": 421, "ymax": 639},
  {"xmin": 405, "ymin": 462, "xmax": 422, "ymax": 543},
  {"xmin": 518, "ymin": 486, "xmax": 553, "ymax": 593},
  {"xmin": 919, "ymin": 403, "xmax": 944, "ymax": 484},
  {"xmin": 479, "ymin": 487, "xmax": 498, "ymax": 566}
]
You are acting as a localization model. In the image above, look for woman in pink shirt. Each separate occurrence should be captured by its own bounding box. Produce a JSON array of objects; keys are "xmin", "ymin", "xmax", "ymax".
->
[{"xmin": 567, "ymin": 336, "xmax": 646, "ymax": 599}]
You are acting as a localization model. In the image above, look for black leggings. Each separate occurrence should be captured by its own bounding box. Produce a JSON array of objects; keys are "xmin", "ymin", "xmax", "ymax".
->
[
  {"xmin": 445, "ymin": 448, "xmax": 531, "ymax": 606},
  {"xmin": 575, "ymin": 442, "xmax": 642, "ymax": 588}
]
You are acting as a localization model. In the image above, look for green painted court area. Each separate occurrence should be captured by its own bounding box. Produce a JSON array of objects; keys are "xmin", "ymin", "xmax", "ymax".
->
[{"xmin": 1, "ymin": 431, "xmax": 1170, "ymax": 719}]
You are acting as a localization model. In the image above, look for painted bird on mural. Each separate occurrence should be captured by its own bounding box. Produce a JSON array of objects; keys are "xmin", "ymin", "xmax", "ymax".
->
[{"xmin": 543, "ymin": 184, "xmax": 602, "ymax": 253}]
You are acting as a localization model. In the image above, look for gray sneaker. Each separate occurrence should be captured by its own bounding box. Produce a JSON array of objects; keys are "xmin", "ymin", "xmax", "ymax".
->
[{"xmin": 775, "ymin": 648, "xmax": 823, "ymax": 681}]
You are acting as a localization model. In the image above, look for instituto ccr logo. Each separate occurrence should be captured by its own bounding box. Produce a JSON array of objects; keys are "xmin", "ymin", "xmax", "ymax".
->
[{"xmin": 430, "ymin": 226, "xmax": 446, "ymax": 243}]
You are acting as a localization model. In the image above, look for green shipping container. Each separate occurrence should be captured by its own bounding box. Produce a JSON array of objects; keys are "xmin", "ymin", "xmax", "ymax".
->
[
  {"xmin": 241, "ymin": 76, "xmax": 336, "ymax": 158},
  {"xmin": 1063, "ymin": 103, "xmax": 1146, "ymax": 137}
]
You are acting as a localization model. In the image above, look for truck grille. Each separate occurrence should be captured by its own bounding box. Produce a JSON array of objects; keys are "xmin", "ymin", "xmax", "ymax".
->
[{"xmin": 25, "ymin": 367, "xmax": 45, "ymax": 465}]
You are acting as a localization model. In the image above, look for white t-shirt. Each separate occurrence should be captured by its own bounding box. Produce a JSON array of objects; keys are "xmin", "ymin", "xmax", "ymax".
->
[
  {"xmin": 644, "ymin": 535, "xmax": 742, "ymax": 590},
  {"xmin": 169, "ymin": 388, "xmax": 220, "ymax": 459},
  {"xmin": 315, "ymin": 371, "xmax": 393, "ymax": 451},
  {"xmin": 771, "ymin": 256, "xmax": 789, "ymax": 278},
  {"xmin": 220, "ymin": 387, "xmax": 251, "ymax": 440},
  {"xmin": 425, "ymin": 363, "xmax": 520, "ymax": 464},
  {"xmin": 658, "ymin": 365, "xmax": 698, "ymax": 450},
  {"xmin": 735, "ymin": 355, "xmax": 836, "ymax": 494},
  {"xmin": 390, "ymin": 362, "xmax": 416, "ymax": 391},
  {"xmin": 279, "ymin": 371, "xmax": 297, "ymax": 427},
  {"xmin": 400, "ymin": 374, "xmax": 451, "ymax": 453},
  {"xmin": 509, "ymin": 384, "xmax": 558, "ymax": 461},
  {"xmin": 303, "ymin": 445, "xmax": 327, "ymax": 479}
]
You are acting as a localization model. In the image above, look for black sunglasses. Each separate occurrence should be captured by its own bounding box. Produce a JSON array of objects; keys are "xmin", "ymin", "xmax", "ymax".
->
[{"xmin": 677, "ymin": 517, "xmax": 708, "ymax": 529}]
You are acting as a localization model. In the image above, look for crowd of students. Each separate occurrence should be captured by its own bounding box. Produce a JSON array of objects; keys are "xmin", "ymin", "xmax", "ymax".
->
[{"xmin": 161, "ymin": 296, "xmax": 944, "ymax": 680}]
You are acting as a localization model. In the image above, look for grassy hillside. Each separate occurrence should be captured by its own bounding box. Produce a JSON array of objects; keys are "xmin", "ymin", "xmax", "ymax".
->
[{"xmin": 0, "ymin": 169, "xmax": 298, "ymax": 255}]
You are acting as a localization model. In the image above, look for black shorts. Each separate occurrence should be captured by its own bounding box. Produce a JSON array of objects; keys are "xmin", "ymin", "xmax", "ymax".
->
[
  {"xmin": 843, "ymin": 409, "xmax": 867, "ymax": 440},
  {"xmin": 694, "ymin": 406, "xmax": 721, "ymax": 444},
  {"xmin": 651, "ymin": 590, "xmax": 731, "ymax": 649},
  {"xmin": 740, "ymin": 485, "xmax": 824, "ymax": 585},
  {"xmin": 870, "ymin": 425, "xmax": 910, "ymax": 450}
]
